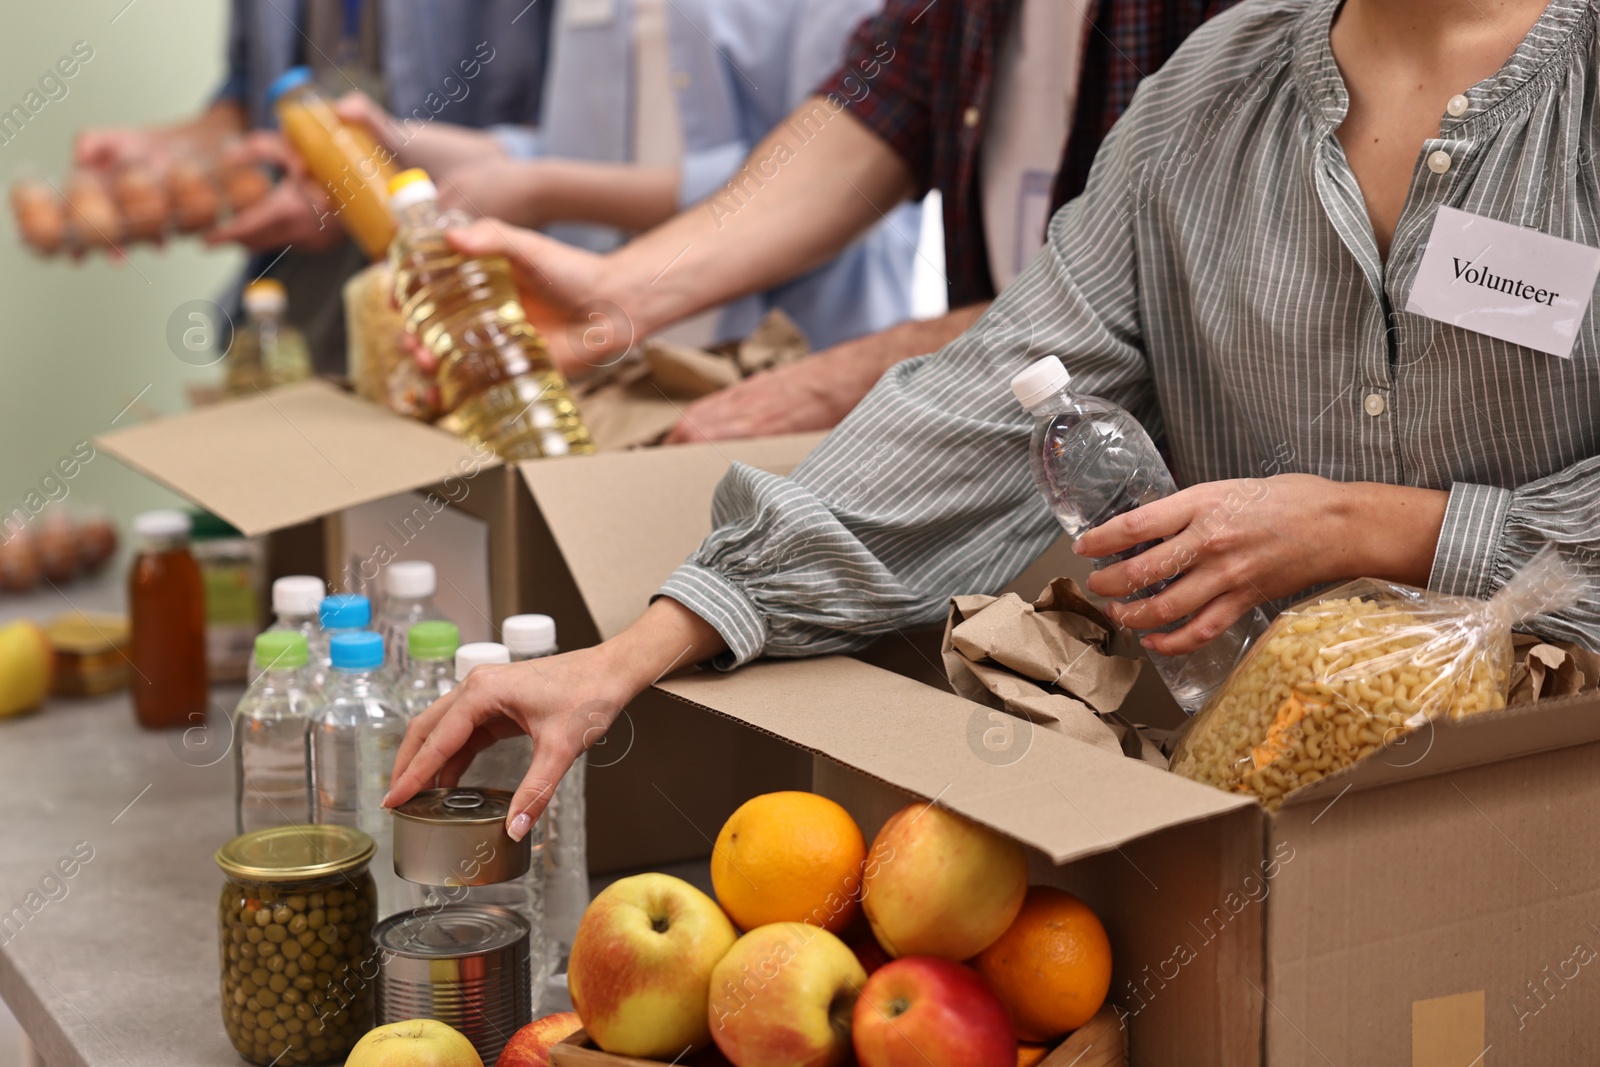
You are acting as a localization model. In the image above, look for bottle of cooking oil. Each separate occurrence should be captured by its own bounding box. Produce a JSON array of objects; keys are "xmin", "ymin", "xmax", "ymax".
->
[
  {"xmin": 385, "ymin": 169, "xmax": 594, "ymax": 459},
  {"xmin": 225, "ymin": 279, "xmax": 313, "ymax": 397}
]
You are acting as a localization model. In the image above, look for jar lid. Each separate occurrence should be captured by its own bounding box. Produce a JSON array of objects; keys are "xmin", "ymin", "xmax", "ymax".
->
[
  {"xmin": 374, "ymin": 904, "xmax": 529, "ymax": 957},
  {"xmin": 394, "ymin": 787, "xmax": 513, "ymax": 826},
  {"xmin": 215, "ymin": 824, "xmax": 375, "ymax": 882}
]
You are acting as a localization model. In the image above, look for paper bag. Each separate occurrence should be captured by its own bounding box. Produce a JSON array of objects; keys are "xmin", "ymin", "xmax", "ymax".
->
[
  {"xmin": 1508, "ymin": 634, "xmax": 1600, "ymax": 705},
  {"xmin": 942, "ymin": 578, "xmax": 1168, "ymax": 766}
]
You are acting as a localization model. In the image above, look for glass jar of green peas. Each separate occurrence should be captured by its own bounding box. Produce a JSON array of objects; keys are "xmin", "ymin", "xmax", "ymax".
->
[{"xmin": 215, "ymin": 825, "xmax": 378, "ymax": 1065}]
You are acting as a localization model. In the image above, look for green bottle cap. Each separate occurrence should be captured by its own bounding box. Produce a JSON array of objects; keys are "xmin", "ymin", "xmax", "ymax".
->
[
  {"xmin": 254, "ymin": 631, "xmax": 309, "ymax": 670},
  {"xmin": 408, "ymin": 621, "xmax": 460, "ymax": 661}
]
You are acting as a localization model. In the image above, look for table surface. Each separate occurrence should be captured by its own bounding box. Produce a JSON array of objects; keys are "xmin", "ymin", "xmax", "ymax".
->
[
  {"xmin": 0, "ymin": 582, "xmax": 709, "ymax": 1067},
  {"xmin": 0, "ymin": 580, "xmax": 246, "ymax": 1067}
]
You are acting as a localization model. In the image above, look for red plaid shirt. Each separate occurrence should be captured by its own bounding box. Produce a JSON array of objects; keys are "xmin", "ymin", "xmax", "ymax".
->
[{"xmin": 817, "ymin": 0, "xmax": 1238, "ymax": 307}]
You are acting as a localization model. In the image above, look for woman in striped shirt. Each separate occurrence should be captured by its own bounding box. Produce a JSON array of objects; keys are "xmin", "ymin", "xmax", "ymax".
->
[{"xmin": 388, "ymin": 0, "xmax": 1599, "ymax": 837}]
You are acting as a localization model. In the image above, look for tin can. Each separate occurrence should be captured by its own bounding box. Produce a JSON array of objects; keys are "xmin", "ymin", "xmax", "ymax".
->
[
  {"xmin": 392, "ymin": 787, "xmax": 529, "ymax": 886},
  {"xmin": 374, "ymin": 904, "xmax": 532, "ymax": 1065}
]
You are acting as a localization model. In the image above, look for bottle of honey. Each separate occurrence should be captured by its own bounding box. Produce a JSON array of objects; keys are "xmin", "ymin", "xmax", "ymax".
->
[
  {"xmin": 128, "ymin": 510, "xmax": 208, "ymax": 729},
  {"xmin": 267, "ymin": 67, "xmax": 399, "ymax": 259}
]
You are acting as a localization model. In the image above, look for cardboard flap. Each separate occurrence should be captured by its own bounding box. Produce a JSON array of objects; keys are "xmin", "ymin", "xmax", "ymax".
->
[
  {"xmin": 657, "ymin": 657, "xmax": 1253, "ymax": 864},
  {"xmin": 96, "ymin": 381, "xmax": 496, "ymax": 536},
  {"xmin": 518, "ymin": 433, "xmax": 824, "ymax": 641},
  {"xmin": 1285, "ymin": 690, "xmax": 1600, "ymax": 808}
]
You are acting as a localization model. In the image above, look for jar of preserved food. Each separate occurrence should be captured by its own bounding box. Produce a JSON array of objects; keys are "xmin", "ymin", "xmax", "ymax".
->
[{"xmin": 215, "ymin": 825, "xmax": 378, "ymax": 1066}]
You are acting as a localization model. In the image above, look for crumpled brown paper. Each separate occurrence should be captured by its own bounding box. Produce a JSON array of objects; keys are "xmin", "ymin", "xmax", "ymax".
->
[
  {"xmin": 575, "ymin": 309, "xmax": 810, "ymax": 450},
  {"xmin": 943, "ymin": 578, "xmax": 1169, "ymax": 766},
  {"xmin": 1509, "ymin": 634, "xmax": 1600, "ymax": 705}
]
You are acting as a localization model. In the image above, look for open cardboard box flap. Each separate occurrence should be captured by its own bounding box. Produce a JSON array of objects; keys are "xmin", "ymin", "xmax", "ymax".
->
[
  {"xmin": 95, "ymin": 380, "xmax": 494, "ymax": 536},
  {"xmin": 658, "ymin": 656, "xmax": 1253, "ymax": 865},
  {"xmin": 516, "ymin": 433, "xmax": 825, "ymax": 641}
]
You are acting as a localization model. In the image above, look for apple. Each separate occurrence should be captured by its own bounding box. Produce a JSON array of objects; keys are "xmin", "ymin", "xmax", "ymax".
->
[
  {"xmin": 707, "ymin": 922, "xmax": 867, "ymax": 1067},
  {"xmin": 862, "ymin": 803, "xmax": 1027, "ymax": 960},
  {"xmin": 494, "ymin": 1012, "xmax": 582, "ymax": 1067},
  {"xmin": 0, "ymin": 620, "xmax": 52, "ymax": 717},
  {"xmin": 569, "ymin": 872, "xmax": 739, "ymax": 1059},
  {"xmin": 346, "ymin": 1019, "xmax": 483, "ymax": 1067},
  {"xmin": 852, "ymin": 957, "xmax": 1014, "ymax": 1067}
]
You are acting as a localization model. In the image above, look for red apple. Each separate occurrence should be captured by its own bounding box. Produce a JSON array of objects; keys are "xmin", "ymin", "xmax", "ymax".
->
[
  {"xmin": 495, "ymin": 1012, "xmax": 582, "ymax": 1067},
  {"xmin": 852, "ymin": 958, "xmax": 1014, "ymax": 1067}
]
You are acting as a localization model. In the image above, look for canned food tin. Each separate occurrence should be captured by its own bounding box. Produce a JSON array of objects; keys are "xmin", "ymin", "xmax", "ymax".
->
[
  {"xmin": 374, "ymin": 904, "xmax": 532, "ymax": 1065},
  {"xmin": 392, "ymin": 787, "xmax": 529, "ymax": 886}
]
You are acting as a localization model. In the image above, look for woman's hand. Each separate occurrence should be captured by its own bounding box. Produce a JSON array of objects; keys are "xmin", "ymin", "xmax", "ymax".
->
[
  {"xmin": 385, "ymin": 598, "xmax": 727, "ymax": 839},
  {"xmin": 1073, "ymin": 475, "xmax": 1447, "ymax": 656},
  {"xmin": 384, "ymin": 644, "xmax": 634, "ymax": 840}
]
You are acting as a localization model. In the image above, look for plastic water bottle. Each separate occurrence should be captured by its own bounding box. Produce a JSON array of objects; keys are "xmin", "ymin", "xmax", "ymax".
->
[
  {"xmin": 386, "ymin": 168, "xmax": 594, "ymax": 459},
  {"xmin": 377, "ymin": 561, "xmax": 445, "ymax": 673},
  {"xmin": 1011, "ymin": 356, "xmax": 1264, "ymax": 714},
  {"xmin": 451, "ymin": 642, "xmax": 548, "ymax": 985},
  {"xmin": 233, "ymin": 631, "xmax": 317, "ymax": 834},
  {"xmin": 309, "ymin": 594, "xmax": 370, "ymax": 691},
  {"xmin": 399, "ymin": 620, "xmax": 459, "ymax": 716},
  {"xmin": 504, "ymin": 614, "xmax": 586, "ymax": 996},
  {"xmin": 247, "ymin": 575, "xmax": 325, "ymax": 682},
  {"xmin": 308, "ymin": 630, "xmax": 408, "ymax": 916}
]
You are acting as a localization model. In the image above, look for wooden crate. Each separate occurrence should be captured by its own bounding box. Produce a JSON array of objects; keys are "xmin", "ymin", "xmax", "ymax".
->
[{"xmin": 550, "ymin": 1009, "xmax": 1126, "ymax": 1067}]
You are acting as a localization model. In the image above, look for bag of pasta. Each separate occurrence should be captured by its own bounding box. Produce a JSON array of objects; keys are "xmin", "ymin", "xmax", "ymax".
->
[{"xmin": 1171, "ymin": 547, "xmax": 1581, "ymax": 809}]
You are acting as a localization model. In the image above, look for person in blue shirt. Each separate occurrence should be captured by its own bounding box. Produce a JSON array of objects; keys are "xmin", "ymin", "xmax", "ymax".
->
[{"xmin": 333, "ymin": 0, "xmax": 919, "ymax": 353}]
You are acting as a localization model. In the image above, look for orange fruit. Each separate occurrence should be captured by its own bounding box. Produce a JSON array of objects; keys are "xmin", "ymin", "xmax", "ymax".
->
[
  {"xmin": 710, "ymin": 791, "xmax": 865, "ymax": 933},
  {"xmin": 973, "ymin": 886, "xmax": 1112, "ymax": 1041},
  {"xmin": 1016, "ymin": 1044, "xmax": 1051, "ymax": 1067}
]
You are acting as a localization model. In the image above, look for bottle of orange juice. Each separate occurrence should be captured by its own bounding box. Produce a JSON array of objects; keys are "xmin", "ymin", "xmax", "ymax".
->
[{"xmin": 268, "ymin": 67, "xmax": 398, "ymax": 259}]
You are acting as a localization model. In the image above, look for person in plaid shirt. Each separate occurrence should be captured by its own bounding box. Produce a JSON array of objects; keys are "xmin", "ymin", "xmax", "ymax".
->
[{"xmin": 450, "ymin": 0, "xmax": 1235, "ymax": 442}]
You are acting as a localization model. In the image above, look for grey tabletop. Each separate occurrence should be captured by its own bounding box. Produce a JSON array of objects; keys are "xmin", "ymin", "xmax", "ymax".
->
[{"xmin": 0, "ymin": 581, "xmax": 246, "ymax": 1067}]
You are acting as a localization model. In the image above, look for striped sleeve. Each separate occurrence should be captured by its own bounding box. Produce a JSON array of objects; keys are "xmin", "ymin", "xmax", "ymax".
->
[
  {"xmin": 657, "ymin": 105, "xmax": 1156, "ymax": 667},
  {"xmin": 1431, "ymin": 459, "xmax": 1600, "ymax": 647}
]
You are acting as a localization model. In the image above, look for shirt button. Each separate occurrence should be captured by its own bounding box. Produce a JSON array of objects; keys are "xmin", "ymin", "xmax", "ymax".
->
[
  {"xmin": 1364, "ymin": 392, "xmax": 1387, "ymax": 417},
  {"xmin": 963, "ymin": 106, "xmax": 980, "ymax": 128},
  {"xmin": 1427, "ymin": 150, "xmax": 1453, "ymax": 174},
  {"xmin": 1446, "ymin": 94, "xmax": 1469, "ymax": 117},
  {"xmin": 672, "ymin": 71, "xmax": 691, "ymax": 90}
]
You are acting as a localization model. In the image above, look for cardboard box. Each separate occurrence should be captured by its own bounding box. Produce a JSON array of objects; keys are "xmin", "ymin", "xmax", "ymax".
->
[
  {"xmin": 96, "ymin": 381, "xmax": 826, "ymax": 871},
  {"xmin": 97, "ymin": 380, "xmax": 1093, "ymax": 871},
  {"xmin": 637, "ymin": 652, "xmax": 1600, "ymax": 1065}
]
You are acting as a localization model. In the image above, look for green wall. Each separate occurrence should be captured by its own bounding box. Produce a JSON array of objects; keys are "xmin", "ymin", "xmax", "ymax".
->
[{"xmin": 0, "ymin": 2, "xmax": 242, "ymax": 566}]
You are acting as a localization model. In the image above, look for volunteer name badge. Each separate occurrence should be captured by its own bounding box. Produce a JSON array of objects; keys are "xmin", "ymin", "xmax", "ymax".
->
[{"xmin": 1406, "ymin": 205, "xmax": 1600, "ymax": 359}]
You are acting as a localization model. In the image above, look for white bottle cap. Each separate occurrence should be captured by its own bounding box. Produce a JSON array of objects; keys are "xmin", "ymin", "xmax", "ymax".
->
[
  {"xmin": 133, "ymin": 509, "xmax": 191, "ymax": 539},
  {"xmin": 1010, "ymin": 355, "xmax": 1072, "ymax": 411},
  {"xmin": 502, "ymin": 614, "xmax": 556, "ymax": 657},
  {"xmin": 272, "ymin": 575, "xmax": 326, "ymax": 615},
  {"xmin": 386, "ymin": 561, "xmax": 436, "ymax": 598},
  {"xmin": 455, "ymin": 642, "xmax": 511, "ymax": 682}
]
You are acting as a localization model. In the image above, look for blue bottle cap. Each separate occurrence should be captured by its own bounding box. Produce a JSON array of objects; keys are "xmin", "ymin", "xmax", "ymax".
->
[
  {"xmin": 330, "ymin": 631, "xmax": 384, "ymax": 671},
  {"xmin": 266, "ymin": 66, "xmax": 315, "ymax": 105},
  {"xmin": 320, "ymin": 594, "xmax": 371, "ymax": 629}
]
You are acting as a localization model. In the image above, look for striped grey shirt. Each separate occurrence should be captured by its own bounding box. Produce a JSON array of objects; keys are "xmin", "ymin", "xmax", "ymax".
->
[{"xmin": 659, "ymin": 0, "xmax": 1600, "ymax": 667}]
